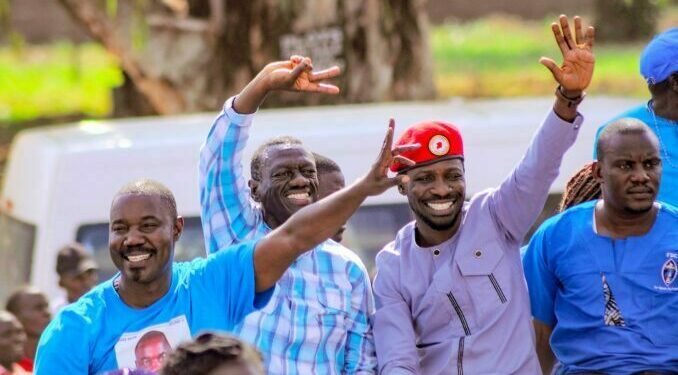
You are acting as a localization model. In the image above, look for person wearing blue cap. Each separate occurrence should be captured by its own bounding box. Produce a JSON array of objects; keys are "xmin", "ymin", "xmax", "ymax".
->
[{"xmin": 593, "ymin": 28, "xmax": 678, "ymax": 206}]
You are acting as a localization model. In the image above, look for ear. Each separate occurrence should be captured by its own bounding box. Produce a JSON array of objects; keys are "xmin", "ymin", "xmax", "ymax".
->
[
  {"xmin": 670, "ymin": 73, "xmax": 678, "ymax": 93},
  {"xmin": 592, "ymin": 161, "xmax": 603, "ymax": 182},
  {"xmin": 249, "ymin": 179, "xmax": 262, "ymax": 202},
  {"xmin": 397, "ymin": 181, "xmax": 407, "ymax": 196},
  {"xmin": 174, "ymin": 216, "xmax": 184, "ymax": 241}
]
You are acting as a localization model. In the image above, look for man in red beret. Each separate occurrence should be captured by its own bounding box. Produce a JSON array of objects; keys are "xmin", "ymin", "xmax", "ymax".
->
[{"xmin": 373, "ymin": 15, "xmax": 595, "ymax": 374}]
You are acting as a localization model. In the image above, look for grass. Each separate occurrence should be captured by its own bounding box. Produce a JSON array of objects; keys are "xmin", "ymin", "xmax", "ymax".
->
[
  {"xmin": 431, "ymin": 15, "xmax": 648, "ymax": 98},
  {"xmin": 0, "ymin": 42, "xmax": 122, "ymax": 122},
  {"xmin": 1, "ymin": 9, "xmax": 676, "ymax": 123}
]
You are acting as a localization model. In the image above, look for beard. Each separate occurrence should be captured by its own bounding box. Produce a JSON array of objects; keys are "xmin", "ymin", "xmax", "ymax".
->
[{"xmin": 412, "ymin": 204, "xmax": 462, "ymax": 231}]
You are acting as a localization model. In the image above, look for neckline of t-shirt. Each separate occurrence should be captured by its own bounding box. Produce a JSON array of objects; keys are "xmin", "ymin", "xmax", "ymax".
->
[
  {"xmin": 106, "ymin": 269, "xmax": 178, "ymax": 313},
  {"xmin": 591, "ymin": 201, "xmax": 664, "ymax": 240}
]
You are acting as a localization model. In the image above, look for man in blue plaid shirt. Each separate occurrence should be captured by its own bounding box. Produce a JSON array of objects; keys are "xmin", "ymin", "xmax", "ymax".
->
[{"xmin": 199, "ymin": 56, "xmax": 378, "ymax": 374}]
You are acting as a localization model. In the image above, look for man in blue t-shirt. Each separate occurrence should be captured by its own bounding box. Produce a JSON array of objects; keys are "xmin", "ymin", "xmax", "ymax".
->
[
  {"xmin": 35, "ymin": 57, "xmax": 418, "ymax": 374},
  {"xmin": 593, "ymin": 28, "xmax": 677, "ymax": 205},
  {"xmin": 524, "ymin": 119, "xmax": 678, "ymax": 374}
]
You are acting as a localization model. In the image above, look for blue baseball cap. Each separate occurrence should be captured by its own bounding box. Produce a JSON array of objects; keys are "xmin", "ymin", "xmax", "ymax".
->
[{"xmin": 640, "ymin": 27, "xmax": 678, "ymax": 84}]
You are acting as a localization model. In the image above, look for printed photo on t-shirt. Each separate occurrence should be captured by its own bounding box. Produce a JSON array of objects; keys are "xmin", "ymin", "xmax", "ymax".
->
[{"xmin": 114, "ymin": 315, "xmax": 191, "ymax": 372}]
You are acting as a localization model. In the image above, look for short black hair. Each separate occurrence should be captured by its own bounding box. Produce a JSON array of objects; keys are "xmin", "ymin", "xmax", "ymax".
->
[
  {"xmin": 5, "ymin": 285, "xmax": 44, "ymax": 314},
  {"xmin": 250, "ymin": 136, "xmax": 305, "ymax": 181},
  {"xmin": 160, "ymin": 332, "xmax": 264, "ymax": 375},
  {"xmin": 114, "ymin": 179, "xmax": 178, "ymax": 219},
  {"xmin": 312, "ymin": 152, "xmax": 342, "ymax": 175},
  {"xmin": 595, "ymin": 118, "xmax": 656, "ymax": 162}
]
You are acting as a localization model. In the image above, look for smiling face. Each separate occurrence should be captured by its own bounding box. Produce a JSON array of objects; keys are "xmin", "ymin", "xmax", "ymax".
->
[
  {"xmin": 252, "ymin": 145, "xmax": 319, "ymax": 229},
  {"xmin": 596, "ymin": 130, "xmax": 661, "ymax": 215},
  {"xmin": 400, "ymin": 158, "xmax": 466, "ymax": 233},
  {"xmin": 109, "ymin": 193, "xmax": 182, "ymax": 285}
]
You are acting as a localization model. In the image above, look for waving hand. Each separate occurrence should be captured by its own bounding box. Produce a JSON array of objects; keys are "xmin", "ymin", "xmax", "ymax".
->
[{"xmin": 540, "ymin": 15, "xmax": 595, "ymax": 93}]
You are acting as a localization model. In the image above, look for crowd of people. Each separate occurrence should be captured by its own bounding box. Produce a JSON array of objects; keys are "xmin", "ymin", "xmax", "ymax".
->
[{"xmin": 1, "ymin": 16, "xmax": 676, "ymax": 375}]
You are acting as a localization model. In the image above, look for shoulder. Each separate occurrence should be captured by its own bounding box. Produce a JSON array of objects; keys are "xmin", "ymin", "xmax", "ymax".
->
[
  {"xmin": 659, "ymin": 202, "xmax": 678, "ymax": 223},
  {"xmin": 541, "ymin": 201, "xmax": 594, "ymax": 233},
  {"xmin": 598, "ymin": 104, "xmax": 650, "ymax": 130},
  {"xmin": 375, "ymin": 222, "xmax": 415, "ymax": 268},
  {"xmin": 317, "ymin": 240, "xmax": 370, "ymax": 278},
  {"xmin": 42, "ymin": 282, "xmax": 110, "ymax": 341}
]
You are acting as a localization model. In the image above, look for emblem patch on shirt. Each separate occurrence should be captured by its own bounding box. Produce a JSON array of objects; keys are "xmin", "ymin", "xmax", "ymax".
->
[
  {"xmin": 429, "ymin": 135, "xmax": 450, "ymax": 156},
  {"xmin": 662, "ymin": 258, "xmax": 677, "ymax": 287},
  {"xmin": 114, "ymin": 315, "xmax": 191, "ymax": 372}
]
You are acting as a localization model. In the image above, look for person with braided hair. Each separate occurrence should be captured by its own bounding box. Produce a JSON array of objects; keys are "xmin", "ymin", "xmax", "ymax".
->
[
  {"xmin": 523, "ymin": 118, "xmax": 678, "ymax": 373},
  {"xmin": 557, "ymin": 162, "xmax": 601, "ymax": 212}
]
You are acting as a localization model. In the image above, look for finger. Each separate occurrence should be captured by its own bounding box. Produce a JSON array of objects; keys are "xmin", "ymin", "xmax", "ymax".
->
[
  {"xmin": 539, "ymin": 57, "xmax": 563, "ymax": 83},
  {"xmin": 289, "ymin": 60, "xmax": 309, "ymax": 81},
  {"xmin": 559, "ymin": 15, "xmax": 574, "ymax": 50},
  {"xmin": 574, "ymin": 16, "xmax": 584, "ymax": 46},
  {"xmin": 309, "ymin": 66, "xmax": 341, "ymax": 82},
  {"xmin": 585, "ymin": 26, "xmax": 595, "ymax": 49},
  {"xmin": 551, "ymin": 22, "xmax": 568, "ymax": 56},
  {"xmin": 391, "ymin": 143, "xmax": 420, "ymax": 155},
  {"xmin": 393, "ymin": 155, "xmax": 416, "ymax": 166},
  {"xmin": 379, "ymin": 119, "xmax": 396, "ymax": 161},
  {"xmin": 305, "ymin": 83, "xmax": 340, "ymax": 95},
  {"xmin": 290, "ymin": 55, "xmax": 304, "ymax": 63},
  {"xmin": 395, "ymin": 174, "xmax": 410, "ymax": 185}
]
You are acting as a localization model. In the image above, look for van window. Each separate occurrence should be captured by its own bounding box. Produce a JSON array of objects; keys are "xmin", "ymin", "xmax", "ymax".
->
[
  {"xmin": 343, "ymin": 203, "xmax": 413, "ymax": 274},
  {"xmin": 75, "ymin": 205, "xmax": 413, "ymax": 281},
  {"xmin": 76, "ymin": 217, "xmax": 206, "ymax": 280},
  {"xmin": 0, "ymin": 212, "xmax": 36, "ymax": 302}
]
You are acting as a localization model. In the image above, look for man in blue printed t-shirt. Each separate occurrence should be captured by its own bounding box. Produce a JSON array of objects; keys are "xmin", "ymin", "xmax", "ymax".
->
[
  {"xmin": 593, "ymin": 28, "xmax": 677, "ymax": 206},
  {"xmin": 34, "ymin": 76, "xmax": 416, "ymax": 374},
  {"xmin": 523, "ymin": 119, "xmax": 678, "ymax": 374}
]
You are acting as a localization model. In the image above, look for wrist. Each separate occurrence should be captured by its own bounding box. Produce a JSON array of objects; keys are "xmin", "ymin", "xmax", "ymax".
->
[{"xmin": 555, "ymin": 86, "xmax": 585, "ymax": 108}]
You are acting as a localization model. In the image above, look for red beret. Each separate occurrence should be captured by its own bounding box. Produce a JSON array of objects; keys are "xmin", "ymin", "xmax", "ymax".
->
[{"xmin": 390, "ymin": 120, "xmax": 464, "ymax": 173}]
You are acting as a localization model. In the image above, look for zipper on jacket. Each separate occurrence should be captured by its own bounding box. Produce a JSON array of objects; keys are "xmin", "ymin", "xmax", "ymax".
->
[{"xmin": 488, "ymin": 273, "xmax": 507, "ymax": 303}]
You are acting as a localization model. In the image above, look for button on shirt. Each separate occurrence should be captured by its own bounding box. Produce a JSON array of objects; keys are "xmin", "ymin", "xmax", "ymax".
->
[
  {"xmin": 373, "ymin": 110, "xmax": 582, "ymax": 374},
  {"xmin": 523, "ymin": 201, "xmax": 678, "ymax": 374},
  {"xmin": 199, "ymin": 97, "xmax": 377, "ymax": 374}
]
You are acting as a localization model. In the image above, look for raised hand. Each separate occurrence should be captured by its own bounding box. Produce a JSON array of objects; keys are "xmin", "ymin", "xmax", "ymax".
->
[
  {"xmin": 357, "ymin": 119, "xmax": 419, "ymax": 196},
  {"xmin": 262, "ymin": 55, "xmax": 341, "ymax": 94},
  {"xmin": 540, "ymin": 15, "xmax": 595, "ymax": 93},
  {"xmin": 234, "ymin": 56, "xmax": 341, "ymax": 113}
]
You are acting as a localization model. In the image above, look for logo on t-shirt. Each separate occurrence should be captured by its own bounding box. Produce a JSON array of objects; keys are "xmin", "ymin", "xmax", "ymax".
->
[
  {"xmin": 114, "ymin": 315, "xmax": 191, "ymax": 372},
  {"xmin": 662, "ymin": 258, "xmax": 677, "ymax": 287}
]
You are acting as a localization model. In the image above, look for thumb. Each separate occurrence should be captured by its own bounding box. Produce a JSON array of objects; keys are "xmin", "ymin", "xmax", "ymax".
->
[
  {"xmin": 289, "ymin": 61, "xmax": 309, "ymax": 81},
  {"xmin": 539, "ymin": 57, "xmax": 562, "ymax": 83}
]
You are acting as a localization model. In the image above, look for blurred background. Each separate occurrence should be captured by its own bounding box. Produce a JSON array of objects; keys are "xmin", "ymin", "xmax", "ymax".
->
[{"xmin": 0, "ymin": 0, "xmax": 676, "ymax": 182}]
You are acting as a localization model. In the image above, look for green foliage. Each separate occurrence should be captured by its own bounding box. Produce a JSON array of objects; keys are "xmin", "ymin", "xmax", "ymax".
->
[
  {"xmin": 0, "ymin": 43, "xmax": 122, "ymax": 121},
  {"xmin": 432, "ymin": 15, "xmax": 647, "ymax": 98}
]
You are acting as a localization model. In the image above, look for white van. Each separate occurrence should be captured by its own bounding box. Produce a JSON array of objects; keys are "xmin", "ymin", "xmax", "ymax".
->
[{"xmin": 0, "ymin": 97, "xmax": 640, "ymax": 302}]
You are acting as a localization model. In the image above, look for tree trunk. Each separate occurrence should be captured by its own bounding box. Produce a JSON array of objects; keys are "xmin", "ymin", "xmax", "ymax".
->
[
  {"xmin": 594, "ymin": 0, "xmax": 659, "ymax": 42},
  {"xmin": 58, "ymin": 0, "xmax": 435, "ymax": 116}
]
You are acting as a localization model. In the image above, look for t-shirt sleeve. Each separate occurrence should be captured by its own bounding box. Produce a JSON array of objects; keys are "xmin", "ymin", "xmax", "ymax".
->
[
  {"xmin": 522, "ymin": 225, "xmax": 558, "ymax": 327},
  {"xmin": 200, "ymin": 239, "xmax": 274, "ymax": 326},
  {"xmin": 34, "ymin": 310, "xmax": 90, "ymax": 374}
]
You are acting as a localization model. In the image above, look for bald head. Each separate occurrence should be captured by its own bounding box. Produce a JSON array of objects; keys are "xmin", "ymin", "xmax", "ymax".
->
[
  {"xmin": 596, "ymin": 118, "xmax": 659, "ymax": 162},
  {"xmin": 113, "ymin": 179, "xmax": 177, "ymax": 219}
]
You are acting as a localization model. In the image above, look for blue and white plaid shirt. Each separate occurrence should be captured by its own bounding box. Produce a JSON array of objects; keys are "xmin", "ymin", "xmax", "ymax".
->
[{"xmin": 199, "ymin": 97, "xmax": 377, "ymax": 374}]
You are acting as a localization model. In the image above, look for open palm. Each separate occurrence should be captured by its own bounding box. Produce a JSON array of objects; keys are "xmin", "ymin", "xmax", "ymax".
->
[{"xmin": 540, "ymin": 16, "xmax": 595, "ymax": 92}]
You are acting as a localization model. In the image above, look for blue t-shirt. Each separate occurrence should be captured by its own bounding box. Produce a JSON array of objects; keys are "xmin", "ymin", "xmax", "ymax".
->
[
  {"xmin": 593, "ymin": 103, "xmax": 678, "ymax": 206},
  {"xmin": 35, "ymin": 240, "xmax": 272, "ymax": 375},
  {"xmin": 523, "ymin": 201, "xmax": 678, "ymax": 374}
]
